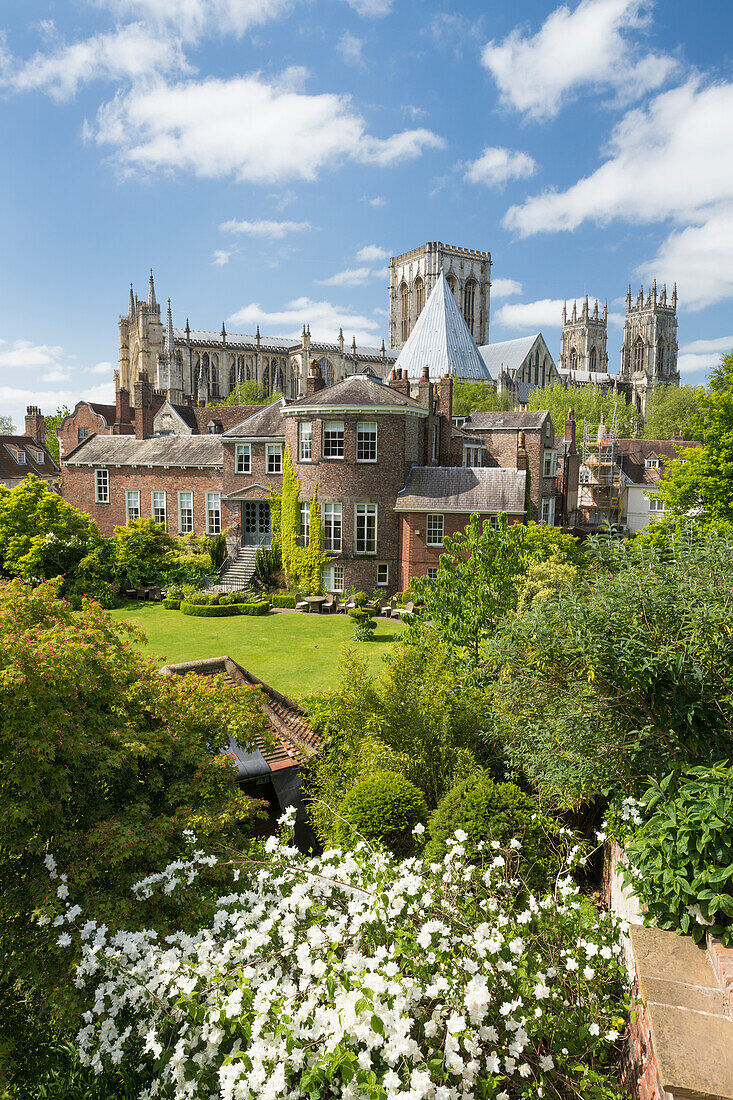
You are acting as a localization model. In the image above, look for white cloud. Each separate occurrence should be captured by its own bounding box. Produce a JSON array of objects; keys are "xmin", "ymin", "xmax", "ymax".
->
[
  {"xmin": 504, "ymin": 79, "xmax": 733, "ymax": 309},
  {"xmin": 0, "ymin": 340, "xmax": 64, "ymax": 370},
  {"xmin": 465, "ymin": 146, "xmax": 536, "ymax": 187},
  {"xmin": 338, "ymin": 0, "xmax": 392, "ymax": 16},
  {"xmin": 0, "ymin": 24, "xmax": 188, "ymax": 101},
  {"xmin": 41, "ymin": 368, "xmax": 72, "ymax": 382},
  {"xmin": 337, "ymin": 32, "xmax": 366, "ymax": 67},
  {"xmin": 317, "ymin": 266, "xmax": 383, "ymax": 287},
  {"xmin": 220, "ymin": 218, "xmax": 311, "ymax": 239},
  {"xmin": 0, "ymin": 382, "xmax": 115, "ymax": 434},
  {"xmin": 228, "ymin": 297, "xmax": 382, "ymax": 344},
  {"xmin": 91, "ymin": 71, "xmax": 444, "ymax": 183},
  {"xmin": 482, "ymin": 0, "xmax": 677, "ymax": 121},
  {"xmin": 211, "ymin": 249, "xmax": 232, "ymax": 265},
  {"xmin": 365, "ymin": 195, "xmax": 386, "ymax": 206},
  {"xmin": 490, "ymin": 278, "xmax": 522, "ymax": 299},
  {"xmin": 680, "ymin": 336, "xmax": 733, "ymax": 355},
  {"xmin": 355, "ymin": 244, "xmax": 390, "ymax": 262},
  {"xmin": 494, "ymin": 299, "xmax": 566, "ymax": 330},
  {"xmin": 677, "ymin": 336, "xmax": 733, "ymax": 376},
  {"xmin": 88, "ymin": 361, "xmax": 114, "ymax": 375},
  {"xmin": 96, "ymin": 0, "xmax": 292, "ymax": 42}
]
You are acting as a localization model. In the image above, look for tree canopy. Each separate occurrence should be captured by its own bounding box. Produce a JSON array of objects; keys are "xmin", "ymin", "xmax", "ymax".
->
[
  {"xmin": 527, "ymin": 382, "xmax": 638, "ymax": 441},
  {"xmin": 451, "ymin": 381, "xmax": 510, "ymax": 416},
  {"xmin": 214, "ymin": 382, "xmax": 282, "ymax": 407},
  {"xmin": 0, "ymin": 475, "xmax": 99, "ymax": 578},
  {"xmin": 641, "ymin": 385, "xmax": 701, "ymax": 441}
]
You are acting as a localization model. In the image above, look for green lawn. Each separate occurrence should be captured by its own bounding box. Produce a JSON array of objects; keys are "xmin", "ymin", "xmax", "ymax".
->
[{"xmin": 111, "ymin": 603, "xmax": 406, "ymax": 700}]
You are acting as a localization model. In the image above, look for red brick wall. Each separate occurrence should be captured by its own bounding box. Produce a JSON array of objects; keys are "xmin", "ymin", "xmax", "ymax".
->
[
  {"xmin": 58, "ymin": 407, "xmax": 112, "ymax": 460},
  {"xmin": 62, "ymin": 464, "xmax": 223, "ymax": 536},
  {"xmin": 398, "ymin": 511, "xmax": 524, "ymax": 591},
  {"xmin": 463, "ymin": 423, "xmax": 558, "ymax": 522},
  {"xmin": 620, "ymin": 982, "xmax": 673, "ymax": 1100},
  {"xmin": 221, "ymin": 439, "xmax": 284, "ymax": 529}
]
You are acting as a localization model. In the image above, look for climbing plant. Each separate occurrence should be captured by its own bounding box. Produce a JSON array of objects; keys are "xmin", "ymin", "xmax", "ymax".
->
[{"xmin": 270, "ymin": 450, "xmax": 331, "ymax": 592}]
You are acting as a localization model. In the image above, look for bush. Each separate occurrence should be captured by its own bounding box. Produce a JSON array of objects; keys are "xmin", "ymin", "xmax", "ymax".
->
[
  {"xmin": 62, "ymin": 577, "xmax": 121, "ymax": 610},
  {"xmin": 424, "ymin": 772, "xmax": 560, "ymax": 895},
  {"xmin": 271, "ymin": 594, "xmax": 296, "ymax": 608},
  {"xmin": 184, "ymin": 592, "xmax": 220, "ymax": 606},
  {"xmin": 349, "ymin": 607, "xmax": 377, "ymax": 641},
  {"xmin": 236, "ymin": 601, "xmax": 270, "ymax": 616},
  {"xmin": 210, "ymin": 532, "xmax": 228, "ymax": 571},
  {"xmin": 254, "ymin": 545, "xmax": 282, "ymax": 590},
  {"xmin": 621, "ymin": 763, "xmax": 733, "ymax": 945},
  {"xmin": 334, "ymin": 771, "xmax": 427, "ymax": 856},
  {"xmin": 353, "ymin": 591, "xmax": 369, "ymax": 608},
  {"xmin": 162, "ymin": 598, "xmax": 180, "ymax": 610},
  {"xmin": 219, "ymin": 590, "xmax": 257, "ymax": 605},
  {"xmin": 180, "ymin": 601, "xmax": 238, "ymax": 618}
]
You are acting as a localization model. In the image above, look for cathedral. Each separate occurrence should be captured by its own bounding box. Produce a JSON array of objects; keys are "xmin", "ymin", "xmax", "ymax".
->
[{"xmin": 117, "ymin": 243, "xmax": 679, "ymax": 419}]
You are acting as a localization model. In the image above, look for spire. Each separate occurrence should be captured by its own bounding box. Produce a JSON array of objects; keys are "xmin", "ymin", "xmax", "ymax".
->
[
  {"xmin": 626, "ymin": 285, "xmax": 632, "ymax": 311},
  {"xmin": 128, "ymin": 283, "xmax": 135, "ymax": 319},
  {"xmin": 185, "ymin": 317, "xmax": 191, "ymax": 340},
  {"xmin": 256, "ymin": 325, "xmax": 261, "ymax": 345},
  {"xmin": 593, "ymin": 298, "xmax": 599, "ymax": 320},
  {"xmin": 148, "ymin": 269, "xmax": 157, "ymax": 310},
  {"xmin": 672, "ymin": 282, "xmax": 678, "ymax": 310},
  {"xmin": 165, "ymin": 299, "xmax": 174, "ymax": 353},
  {"xmin": 582, "ymin": 293, "xmax": 589, "ymax": 319},
  {"xmin": 572, "ymin": 299, "xmax": 577, "ymax": 322},
  {"xmin": 221, "ymin": 321, "xmax": 227, "ymax": 341},
  {"xmin": 603, "ymin": 297, "xmax": 608, "ymax": 322},
  {"xmin": 652, "ymin": 278, "xmax": 657, "ymax": 306},
  {"xmin": 562, "ymin": 300, "xmax": 567, "ymax": 324}
]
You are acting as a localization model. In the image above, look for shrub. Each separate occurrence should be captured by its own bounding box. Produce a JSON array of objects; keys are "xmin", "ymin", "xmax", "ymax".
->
[
  {"xmin": 334, "ymin": 771, "xmax": 427, "ymax": 856},
  {"xmin": 210, "ymin": 532, "xmax": 228, "ymax": 571},
  {"xmin": 621, "ymin": 763, "xmax": 733, "ymax": 945},
  {"xmin": 162, "ymin": 598, "xmax": 180, "ymax": 610},
  {"xmin": 219, "ymin": 590, "xmax": 257, "ymax": 605},
  {"xmin": 62, "ymin": 577, "xmax": 121, "ymax": 610},
  {"xmin": 236, "ymin": 601, "xmax": 270, "ymax": 616},
  {"xmin": 353, "ymin": 591, "xmax": 369, "ymax": 608},
  {"xmin": 184, "ymin": 592, "xmax": 220, "ymax": 606},
  {"xmin": 349, "ymin": 608, "xmax": 377, "ymax": 641},
  {"xmin": 271, "ymin": 594, "xmax": 295, "ymax": 608},
  {"xmin": 254, "ymin": 545, "xmax": 281, "ymax": 590},
  {"xmin": 179, "ymin": 601, "xmax": 238, "ymax": 618},
  {"xmin": 424, "ymin": 771, "xmax": 560, "ymax": 895}
]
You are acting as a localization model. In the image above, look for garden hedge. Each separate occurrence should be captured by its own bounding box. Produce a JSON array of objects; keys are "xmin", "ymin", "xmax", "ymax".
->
[
  {"xmin": 271, "ymin": 595, "xmax": 296, "ymax": 608},
  {"xmin": 236, "ymin": 601, "xmax": 270, "ymax": 616},
  {"xmin": 334, "ymin": 770, "xmax": 427, "ymax": 856},
  {"xmin": 180, "ymin": 601, "xmax": 238, "ymax": 618},
  {"xmin": 162, "ymin": 599, "xmax": 180, "ymax": 610}
]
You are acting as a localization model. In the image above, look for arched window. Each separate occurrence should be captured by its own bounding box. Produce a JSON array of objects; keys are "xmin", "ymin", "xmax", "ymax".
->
[
  {"xmin": 210, "ymin": 356, "xmax": 219, "ymax": 398},
  {"xmin": 534, "ymin": 349, "xmax": 540, "ymax": 385},
  {"xmin": 589, "ymin": 346, "xmax": 597, "ymax": 372},
  {"xmin": 463, "ymin": 280, "xmax": 476, "ymax": 333},
  {"xmin": 400, "ymin": 282, "xmax": 409, "ymax": 342},
  {"xmin": 229, "ymin": 362, "xmax": 236, "ymax": 391},
  {"xmin": 414, "ymin": 276, "xmax": 425, "ymax": 317},
  {"xmin": 446, "ymin": 274, "xmax": 457, "ymax": 296},
  {"xmin": 202, "ymin": 352, "xmax": 209, "ymax": 379},
  {"xmin": 315, "ymin": 357, "xmax": 334, "ymax": 386},
  {"xmin": 570, "ymin": 348, "xmax": 578, "ymax": 371},
  {"xmin": 634, "ymin": 337, "xmax": 645, "ymax": 373},
  {"xmin": 657, "ymin": 339, "xmax": 665, "ymax": 375},
  {"xmin": 263, "ymin": 362, "xmax": 270, "ymax": 391}
]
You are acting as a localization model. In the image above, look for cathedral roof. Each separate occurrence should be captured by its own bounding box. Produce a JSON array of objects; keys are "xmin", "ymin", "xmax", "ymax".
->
[
  {"xmin": 394, "ymin": 272, "xmax": 492, "ymax": 382},
  {"xmin": 477, "ymin": 334, "xmax": 544, "ymax": 377},
  {"xmin": 395, "ymin": 466, "xmax": 526, "ymax": 514}
]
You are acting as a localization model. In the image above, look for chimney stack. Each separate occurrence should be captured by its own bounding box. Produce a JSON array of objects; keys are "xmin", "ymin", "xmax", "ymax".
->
[
  {"xmin": 517, "ymin": 430, "xmax": 529, "ymax": 471},
  {"xmin": 133, "ymin": 373, "xmax": 155, "ymax": 439},
  {"xmin": 564, "ymin": 406, "xmax": 576, "ymax": 450},
  {"xmin": 25, "ymin": 406, "xmax": 46, "ymax": 447},
  {"xmin": 306, "ymin": 363, "xmax": 325, "ymax": 396}
]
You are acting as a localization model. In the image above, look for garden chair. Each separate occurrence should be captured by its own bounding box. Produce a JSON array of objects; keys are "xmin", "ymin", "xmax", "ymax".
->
[
  {"xmin": 381, "ymin": 596, "xmax": 397, "ymax": 617},
  {"xmin": 321, "ymin": 592, "xmax": 336, "ymax": 613},
  {"xmin": 366, "ymin": 599, "xmax": 380, "ymax": 615},
  {"xmin": 148, "ymin": 585, "xmax": 162, "ymax": 602},
  {"xmin": 342, "ymin": 594, "xmax": 356, "ymax": 614},
  {"xmin": 395, "ymin": 600, "xmax": 415, "ymax": 617},
  {"xmin": 124, "ymin": 587, "xmax": 137, "ymax": 600},
  {"xmin": 294, "ymin": 592, "xmax": 309, "ymax": 612},
  {"xmin": 137, "ymin": 586, "xmax": 148, "ymax": 601}
]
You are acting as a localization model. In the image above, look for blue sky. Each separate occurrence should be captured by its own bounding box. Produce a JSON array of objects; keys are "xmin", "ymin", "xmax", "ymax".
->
[{"xmin": 1, "ymin": 0, "xmax": 732, "ymax": 429}]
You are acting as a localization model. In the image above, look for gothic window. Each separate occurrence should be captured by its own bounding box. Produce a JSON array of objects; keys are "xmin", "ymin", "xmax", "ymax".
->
[
  {"xmin": 534, "ymin": 349, "xmax": 540, "ymax": 385},
  {"xmin": 263, "ymin": 363, "xmax": 270, "ymax": 391},
  {"xmin": 202, "ymin": 352, "xmax": 209, "ymax": 381},
  {"xmin": 446, "ymin": 274, "xmax": 457, "ymax": 296},
  {"xmin": 463, "ymin": 280, "xmax": 476, "ymax": 333},
  {"xmin": 657, "ymin": 339, "xmax": 665, "ymax": 375},
  {"xmin": 414, "ymin": 276, "xmax": 425, "ymax": 317},
  {"xmin": 229, "ymin": 362, "xmax": 236, "ymax": 391},
  {"xmin": 400, "ymin": 282, "xmax": 409, "ymax": 342},
  {"xmin": 634, "ymin": 337, "xmax": 645, "ymax": 373},
  {"xmin": 315, "ymin": 357, "xmax": 334, "ymax": 386},
  {"xmin": 589, "ymin": 346, "xmax": 597, "ymax": 372},
  {"xmin": 210, "ymin": 359, "xmax": 219, "ymax": 398},
  {"xmin": 570, "ymin": 348, "xmax": 578, "ymax": 371}
]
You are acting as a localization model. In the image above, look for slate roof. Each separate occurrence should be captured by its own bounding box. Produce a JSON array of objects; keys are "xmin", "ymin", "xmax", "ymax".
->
[
  {"xmin": 614, "ymin": 439, "xmax": 699, "ymax": 485},
  {"xmin": 223, "ymin": 398, "xmax": 289, "ymax": 439},
  {"xmin": 0, "ymin": 436, "xmax": 60, "ymax": 482},
  {"xmin": 282, "ymin": 374, "xmax": 425, "ymax": 412},
  {"xmin": 395, "ymin": 466, "xmax": 526, "ymax": 514},
  {"xmin": 156, "ymin": 401, "xmax": 264, "ymax": 435},
  {"xmin": 172, "ymin": 328, "xmax": 399, "ymax": 364},
  {"xmin": 64, "ymin": 434, "xmax": 223, "ymax": 467},
  {"xmin": 477, "ymin": 334, "xmax": 539, "ymax": 376},
  {"xmin": 159, "ymin": 656, "xmax": 322, "ymax": 781},
  {"xmin": 557, "ymin": 369, "xmax": 619, "ymax": 384},
  {"xmin": 460, "ymin": 410, "xmax": 550, "ymax": 431},
  {"xmin": 394, "ymin": 272, "xmax": 492, "ymax": 381},
  {"xmin": 87, "ymin": 402, "xmax": 118, "ymax": 423}
]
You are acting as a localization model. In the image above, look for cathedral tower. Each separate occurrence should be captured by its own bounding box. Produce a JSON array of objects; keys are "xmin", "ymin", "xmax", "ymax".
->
[
  {"xmin": 388, "ymin": 242, "xmax": 491, "ymax": 349},
  {"xmin": 619, "ymin": 281, "xmax": 679, "ymax": 415},
  {"xmin": 118, "ymin": 270, "xmax": 164, "ymax": 405},
  {"xmin": 558, "ymin": 295, "xmax": 608, "ymax": 375}
]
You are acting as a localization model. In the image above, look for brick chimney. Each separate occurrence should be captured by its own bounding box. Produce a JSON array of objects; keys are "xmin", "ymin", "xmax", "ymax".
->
[
  {"xmin": 388, "ymin": 367, "xmax": 411, "ymax": 398},
  {"xmin": 517, "ymin": 430, "xmax": 529, "ymax": 471},
  {"xmin": 25, "ymin": 406, "xmax": 46, "ymax": 447},
  {"xmin": 417, "ymin": 364, "xmax": 431, "ymax": 409},
  {"xmin": 564, "ymin": 407, "xmax": 577, "ymax": 452},
  {"xmin": 306, "ymin": 363, "xmax": 325, "ymax": 397},
  {"xmin": 115, "ymin": 386, "xmax": 132, "ymax": 431},
  {"xmin": 133, "ymin": 373, "xmax": 155, "ymax": 439}
]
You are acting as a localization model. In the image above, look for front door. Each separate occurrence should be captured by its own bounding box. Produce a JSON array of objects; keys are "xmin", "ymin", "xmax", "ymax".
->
[{"xmin": 241, "ymin": 501, "xmax": 271, "ymax": 547}]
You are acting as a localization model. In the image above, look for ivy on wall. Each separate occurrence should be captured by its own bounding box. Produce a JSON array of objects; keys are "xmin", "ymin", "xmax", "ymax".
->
[{"xmin": 270, "ymin": 447, "xmax": 331, "ymax": 592}]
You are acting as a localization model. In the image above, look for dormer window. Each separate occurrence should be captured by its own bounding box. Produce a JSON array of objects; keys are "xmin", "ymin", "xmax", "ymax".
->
[
  {"xmin": 32, "ymin": 448, "xmax": 44, "ymax": 463},
  {"xmin": 14, "ymin": 449, "xmax": 26, "ymax": 465},
  {"xmin": 645, "ymin": 458, "xmax": 660, "ymax": 469}
]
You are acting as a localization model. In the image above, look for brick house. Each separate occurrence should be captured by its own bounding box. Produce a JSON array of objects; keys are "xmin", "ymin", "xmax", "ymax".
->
[{"xmin": 0, "ymin": 406, "xmax": 59, "ymax": 489}]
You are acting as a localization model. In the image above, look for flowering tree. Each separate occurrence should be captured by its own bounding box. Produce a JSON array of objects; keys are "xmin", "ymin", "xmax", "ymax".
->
[{"xmin": 56, "ymin": 815, "xmax": 628, "ymax": 1100}]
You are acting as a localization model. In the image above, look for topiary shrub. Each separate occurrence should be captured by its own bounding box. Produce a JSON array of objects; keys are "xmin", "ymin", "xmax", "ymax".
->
[
  {"xmin": 210, "ymin": 531, "xmax": 228, "ymax": 571},
  {"xmin": 236, "ymin": 601, "xmax": 270, "ymax": 616},
  {"xmin": 162, "ymin": 598, "xmax": 180, "ymax": 610},
  {"xmin": 271, "ymin": 594, "xmax": 296, "ymax": 608},
  {"xmin": 621, "ymin": 763, "xmax": 733, "ymax": 945},
  {"xmin": 219, "ymin": 591, "xmax": 258, "ymax": 605},
  {"xmin": 353, "ymin": 591, "xmax": 369, "ymax": 608},
  {"xmin": 179, "ymin": 601, "xmax": 238, "ymax": 618},
  {"xmin": 424, "ymin": 772, "xmax": 559, "ymax": 895},
  {"xmin": 349, "ymin": 608, "xmax": 377, "ymax": 641},
  {"xmin": 333, "ymin": 771, "xmax": 427, "ymax": 856}
]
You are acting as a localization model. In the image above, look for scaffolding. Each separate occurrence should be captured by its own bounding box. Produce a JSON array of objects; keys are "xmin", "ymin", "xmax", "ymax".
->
[{"xmin": 577, "ymin": 405, "xmax": 625, "ymax": 532}]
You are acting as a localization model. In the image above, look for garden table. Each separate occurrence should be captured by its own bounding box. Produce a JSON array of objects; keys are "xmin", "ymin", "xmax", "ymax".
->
[{"xmin": 303, "ymin": 595, "xmax": 327, "ymax": 613}]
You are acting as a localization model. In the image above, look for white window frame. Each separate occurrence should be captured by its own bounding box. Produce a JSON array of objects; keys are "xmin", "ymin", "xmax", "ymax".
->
[
  {"xmin": 541, "ymin": 496, "xmax": 556, "ymax": 526},
  {"xmin": 152, "ymin": 490, "xmax": 167, "ymax": 529},
  {"xmin": 426, "ymin": 567, "xmax": 438, "ymax": 580},
  {"xmin": 323, "ymin": 421, "xmax": 344, "ymax": 459},
  {"xmin": 266, "ymin": 444, "xmax": 283, "ymax": 475},
  {"xmin": 15, "ymin": 448, "xmax": 27, "ymax": 465},
  {"xmin": 426, "ymin": 513, "xmax": 445, "ymax": 546},
  {"xmin": 324, "ymin": 502, "xmax": 342, "ymax": 552},
  {"xmin": 298, "ymin": 421, "xmax": 312, "ymax": 462},
  {"xmin": 645, "ymin": 457, "xmax": 660, "ymax": 470},
  {"xmin": 543, "ymin": 449, "xmax": 558, "ymax": 478},
  {"xmin": 300, "ymin": 501, "xmax": 310, "ymax": 547},
  {"xmin": 235, "ymin": 443, "xmax": 251, "ymax": 474},
  {"xmin": 178, "ymin": 490, "xmax": 194, "ymax": 534},
  {"xmin": 377, "ymin": 563, "xmax": 389, "ymax": 586},
  {"xmin": 488, "ymin": 516, "xmax": 500, "ymax": 530},
  {"xmin": 355, "ymin": 503, "xmax": 377, "ymax": 555},
  {"xmin": 77, "ymin": 426, "xmax": 90, "ymax": 443},
  {"xmin": 356, "ymin": 421, "xmax": 377, "ymax": 463},
  {"xmin": 322, "ymin": 564, "xmax": 345, "ymax": 593},
  {"xmin": 32, "ymin": 448, "xmax": 44, "ymax": 464},
  {"xmin": 206, "ymin": 491, "xmax": 221, "ymax": 535},
  {"xmin": 95, "ymin": 468, "xmax": 109, "ymax": 503},
  {"xmin": 649, "ymin": 497, "xmax": 665, "ymax": 512},
  {"xmin": 125, "ymin": 489, "xmax": 140, "ymax": 523},
  {"xmin": 463, "ymin": 446, "xmax": 482, "ymax": 468}
]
